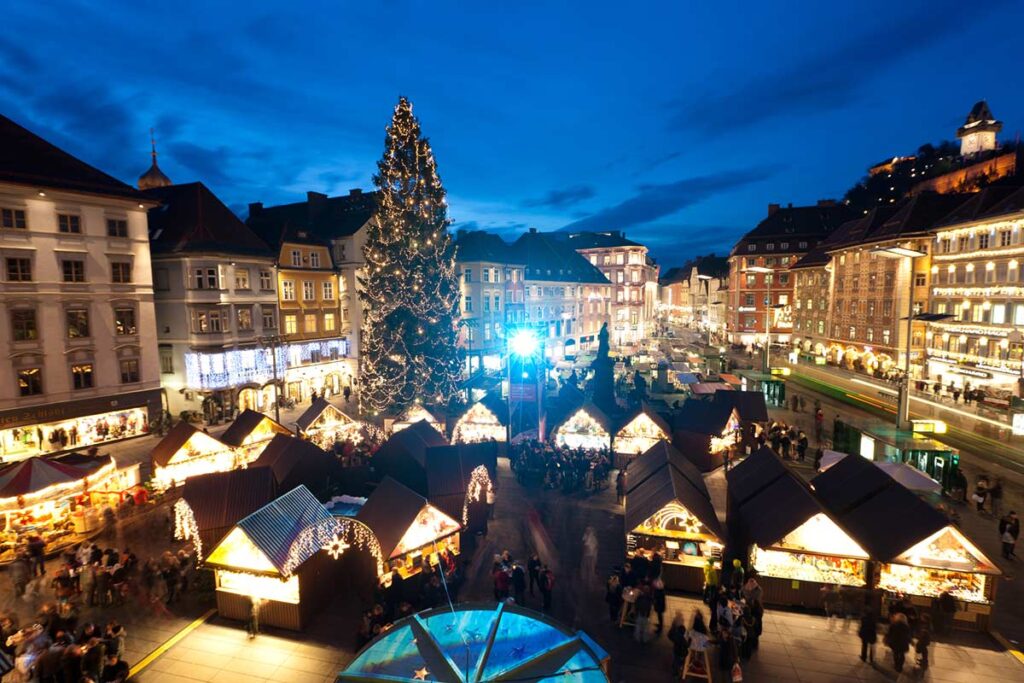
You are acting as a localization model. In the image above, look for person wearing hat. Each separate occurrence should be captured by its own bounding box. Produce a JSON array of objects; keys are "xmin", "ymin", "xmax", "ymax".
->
[{"xmin": 729, "ymin": 559, "xmax": 745, "ymax": 592}]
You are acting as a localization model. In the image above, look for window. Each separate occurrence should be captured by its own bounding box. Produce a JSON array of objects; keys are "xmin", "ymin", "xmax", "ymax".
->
[
  {"xmin": 798, "ymin": 241, "xmax": 808, "ymax": 249},
  {"xmin": 493, "ymin": 295, "xmax": 500, "ymax": 311},
  {"xmin": 778, "ymin": 273, "xmax": 789, "ymax": 285},
  {"xmin": 483, "ymin": 296, "xmax": 491, "ymax": 313},
  {"xmin": 111, "ymin": 262, "xmax": 132, "ymax": 283},
  {"xmin": 114, "ymin": 307, "xmax": 136, "ymax": 335},
  {"xmin": 259, "ymin": 270, "xmax": 273, "ymax": 290},
  {"xmin": 958, "ymin": 236, "xmax": 969, "ymax": 251},
  {"xmin": 745, "ymin": 275, "xmax": 756, "ymax": 287},
  {"xmin": 66, "ymin": 309, "xmax": 90, "ymax": 338},
  {"xmin": 744, "ymin": 294, "xmax": 755, "ymax": 306},
  {"xmin": 309, "ymin": 252, "xmax": 320, "ymax": 268},
  {"xmin": 867, "ymin": 302, "xmax": 875, "ymax": 318},
  {"xmin": 291, "ymin": 250, "xmax": 302, "ymax": 267},
  {"xmin": 71, "ymin": 364, "xmax": 94, "ymax": 390},
  {"xmin": 780, "ymin": 242, "xmax": 789, "ymax": 250},
  {"xmin": 616, "ymin": 253, "xmax": 624, "ymax": 265},
  {"xmin": 281, "ymin": 281, "xmax": 295, "ymax": 301},
  {"xmin": 322, "ymin": 281, "xmax": 334, "ymax": 300},
  {"xmin": 324, "ymin": 312, "xmax": 336, "ymax": 332},
  {"xmin": 159, "ymin": 345, "xmax": 174, "ymax": 374},
  {"xmin": 193, "ymin": 311, "xmax": 209, "ymax": 333},
  {"xmin": 284, "ymin": 314, "xmax": 297, "ymax": 334},
  {"xmin": 6, "ymin": 258, "xmax": 32, "ymax": 281},
  {"xmin": 58, "ymin": 214, "xmax": 81, "ymax": 234},
  {"xmin": 1000, "ymin": 230, "xmax": 1012, "ymax": 247},
  {"xmin": 237, "ymin": 307, "xmax": 253, "ymax": 331},
  {"xmin": 304, "ymin": 314, "xmax": 317, "ymax": 333},
  {"xmin": 747, "ymin": 244, "xmax": 755, "ymax": 252},
  {"xmin": 11, "ymin": 310, "xmax": 36, "ymax": 341},
  {"xmin": 302, "ymin": 281, "xmax": 315, "ymax": 301},
  {"xmin": 766, "ymin": 243, "xmax": 775, "ymax": 251},
  {"xmin": 18, "ymin": 368, "xmax": 42, "ymax": 396},
  {"xmin": 106, "ymin": 218, "xmax": 128, "ymax": 237},
  {"xmin": 482, "ymin": 268, "xmax": 490, "ymax": 282},
  {"xmin": 342, "ymin": 307, "xmax": 349, "ymax": 324},
  {"xmin": 817, "ymin": 320, "xmax": 824, "ymax": 334},
  {"xmin": 979, "ymin": 233, "xmax": 991, "ymax": 249},
  {"xmin": 464, "ymin": 296, "xmax": 473, "ymax": 312},
  {"xmin": 192, "ymin": 267, "xmax": 218, "ymax": 289},
  {"xmin": 62, "ymin": 259, "xmax": 85, "ymax": 283},
  {"xmin": 992, "ymin": 304, "xmax": 1007, "ymax": 325},
  {"xmin": 464, "ymin": 268, "xmax": 472, "ymax": 283},
  {"xmin": 866, "ymin": 329, "xmax": 874, "ymax": 342},
  {"xmin": 234, "ymin": 268, "xmax": 250, "ymax": 290},
  {"xmin": 119, "ymin": 359, "xmax": 140, "ymax": 384},
  {"xmin": 209, "ymin": 311, "xmax": 223, "ymax": 332},
  {"xmin": 1, "ymin": 208, "xmax": 27, "ymax": 229},
  {"xmin": 913, "ymin": 273, "xmax": 926, "ymax": 287},
  {"xmin": 262, "ymin": 306, "xmax": 276, "ymax": 329},
  {"xmin": 882, "ymin": 330, "xmax": 890, "ymax": 345}
]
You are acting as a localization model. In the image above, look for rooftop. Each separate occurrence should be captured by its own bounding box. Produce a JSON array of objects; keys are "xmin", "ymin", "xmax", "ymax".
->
[
  {"xmin": 511, "ymin": 230, "xmax": 611, "ymax": 284},
  {"xmin": 246, "ymin": 189, "xmax": 379, "ymax": 247}
]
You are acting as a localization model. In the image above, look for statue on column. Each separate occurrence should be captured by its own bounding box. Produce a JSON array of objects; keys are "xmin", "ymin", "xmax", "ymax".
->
[{"xmin": 591, "ymin": 323, "xmax": 617, "ymax": 416}]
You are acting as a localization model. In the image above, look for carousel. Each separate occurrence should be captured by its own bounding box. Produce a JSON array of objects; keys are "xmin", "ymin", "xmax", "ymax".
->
[
  {"xmin": 0, "ymin": 454, "xmax": 137, "ymax": 563},
  {"xmin": 295, "ymin": 397, "xmax": 364, "ymax": 450},
  {"xmin": 450, "ymin": 397, "xmax": 507, "ymax": 444},
  {"xmin": 356, "ymin": 477, "xmax": 461, "ymax": 589},
  {"xmin": 219, "ymin": 410, "xmax": 291, "ymax": 462},
  {"xmin": 550, "ymin": 404, "xmax": 612, "ymax": 451},
  {"xmin": 614, "ymin": 404, "xmax": 670, "ymax": 459},
  {"xmin": 150, "ymin": 422, "xmax": 237, "ymax": 491}
]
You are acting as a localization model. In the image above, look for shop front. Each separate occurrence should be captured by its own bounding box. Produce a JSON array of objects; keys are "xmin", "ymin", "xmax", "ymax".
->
[
  {"xmin": 0, "ymin": 389, "xmax": 161, "ymax": 462},
  {"xmin": 926, "ymin": 355, "xmax": 1020, "ymax": 394},
  {"xmin": 550, "ymin": 404, "xmax": 612, "ymax": 451},
  {"xmin": 236, "ymin": 384, "xmax": 279, "ymax": 413},
  {"xmin": 625, "ymin": 443, "xmax": 724, "ymax": 593},
  {"xmin": 282, "ymin": 358, "xmax": 354, "ymax": 404}
]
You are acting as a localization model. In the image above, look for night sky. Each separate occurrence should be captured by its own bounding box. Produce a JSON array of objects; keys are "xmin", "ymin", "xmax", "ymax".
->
[{"xmin": 2, "ymin": 1, "xmax": 1022, "ymax": 266}]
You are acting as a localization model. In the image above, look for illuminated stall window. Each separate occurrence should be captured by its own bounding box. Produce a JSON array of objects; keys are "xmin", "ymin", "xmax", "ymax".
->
[
  {"xmin": 878, "ymin": 526, "xmax": 999, "ymax": 603},
  {"xmin": 452, "ymin": 403, "xmax": 506, "ymax": 444},
  {"xmin": 392, "ymin": 404, "xmax": 443, "ymax": 435},
  {"xmin": 297, "ymin": 400, "xmax": 364, "ymax": 450},
  {"xmin": 751, "ymin": 513, "xmax": 869, "ymax": 587},
  {"xmin": 553, "ymin": 408, "xmax": 610, "ymax": 451},
  {"xmin": 614, "ymin": 413, "xmax": 668, "ymax": 456}
]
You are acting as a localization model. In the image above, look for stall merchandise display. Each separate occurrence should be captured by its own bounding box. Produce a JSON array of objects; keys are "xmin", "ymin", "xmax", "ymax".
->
[
  {"xmin": 877, "ymin": 562, "xmax": 988, "ymax": 604},
  {"xmin": 389, "ymin": 533, "xmax": 460, "ymax": 581},
  {"xmin": 628, "ymin": 502, "xmax": 723, "ymax": 568},
  {"xmin": 553, "ymin": 409, "xmax": 609, "ymax": 451},
  {"xmin": 0, "ymin": 407, "xmax": 148, "ymax": 462},
  {"xmin": 451, "ymin": 403, "xmax": 505, "ymax": 444},
  {"xmin": 615, "ymin": 413, "xmax": 668, "ymax": 457},
  {"xmin": 751, "ymin": 546, "xmax": 867, "ymax": 587}
]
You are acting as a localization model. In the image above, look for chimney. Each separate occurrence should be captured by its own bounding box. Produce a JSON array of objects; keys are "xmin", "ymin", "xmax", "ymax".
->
[
  {"xmin": 529, "ymin": 227, "xmax": 537, "ymax": 234},
  {"xmin": 787, "ymin": 202, "xmax": 793, "ymax": 208},
  {"xmin": 248, "ymin": 202, "xmax": 263, "ymax": 216},
  {"xmin": 768, "ymin": 203, "xmax": 780, "ymax": 216},
  {"xmin": 817, "ymin": 199, "xmax": 837, "ymax": 207},
  {"xmin": 349, "ymin": 188, "xmax": 363, "ymax": 196},
  {"xmin": 307, "ymin": 191, "xmax": 327, "ymax": 203}
]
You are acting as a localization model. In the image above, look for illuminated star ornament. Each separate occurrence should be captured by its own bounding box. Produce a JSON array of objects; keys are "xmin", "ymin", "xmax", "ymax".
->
[
  {"xmin": 413, "ymin": 667, "xmax": 430, "ymax": 680},
  {"xmin": 325, "ymin": 533, "xmax": 351, "ymax": 560}
]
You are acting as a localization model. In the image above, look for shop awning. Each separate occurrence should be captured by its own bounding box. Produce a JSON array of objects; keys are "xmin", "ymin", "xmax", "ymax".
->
[
  {"xmin": 220, "ymin": 409, "xmax": 290, "ymax": 447},
  {"xmin": 625, "ymin": 460, "xmax": 723, "ymax": 541},
  {"xmin": 250, "ymin": 434, "xmax": 343, "ymax": 498},
  {"xmin": 719, "ymin": 374, "xmax": 743, "ymax": 386},
  {"xmin": 181, "ymin": 467, "xmax": 278, "ymax": 546}
]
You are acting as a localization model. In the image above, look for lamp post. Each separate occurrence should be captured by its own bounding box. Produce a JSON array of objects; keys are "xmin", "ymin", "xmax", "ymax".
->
[
  {"xmin": 746, "ymin": 266, "xmax": 775, "ymax": 373},
  {"xmin": 258, "ymin": 334, "xmax": 283, "ymax": 424},
  {"xmin": 507, "ymin": 327, "xmax": 542, "ymax": 442}
]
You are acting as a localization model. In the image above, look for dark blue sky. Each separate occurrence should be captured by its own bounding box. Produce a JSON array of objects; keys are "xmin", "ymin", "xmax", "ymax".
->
[{"xmin": 2, "ymin": 1, "xmax": 1022, "ymax": 265}]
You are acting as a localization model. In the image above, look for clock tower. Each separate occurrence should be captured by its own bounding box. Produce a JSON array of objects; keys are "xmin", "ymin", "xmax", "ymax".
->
[{"xmin": 957, "ymin": 100, "xmax": 1002, "ymax": 157}]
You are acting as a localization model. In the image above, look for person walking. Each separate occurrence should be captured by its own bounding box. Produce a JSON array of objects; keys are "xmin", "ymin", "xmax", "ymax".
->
[
  {"xmin": 973, "ymin": 479, "xmax": 988, "ymax": 513},
  {"xmin": 527, "ymin": 553, "xmax": 541, "ymax": 595},
  {"xmin": 814, "ymin": 408, "xmax": 824, "ymax": 441},
  {"xmin": 343, "ymin": 385, "xmax": 352, "ymax": 404},
  {"xmin": 885, "ymin": 612, "xmax": 912, "ymax": 673},
  {"xmin": 915, "ymin": 621, "xmax": 931, "ymax": 671},
  {"xmin": 667, "ymin": 611, "xmax": 688, "ymax": 674},
  {"xmin": 605, "ymin": 574, "xmax": 623, "ymax": 622},
  {"xmin": 999, "ymin": 511, "xmax": 1019, "ymax": 560},
  {"xmin": 511, "ymin": 563, "xmax": 527, "ymax": 605},
  {"xmin": 858, "ymin": 607, "xmax": 878, "ymax": 662},
  {"xmin": 539, "ymin": 565, "xmax": 554, "ymax": 612},
  {"xmin": 797, "ymin": 432, "xmax": 808, "ymax": 462},
  {"xmin": 702, "ymin": 559, "xmax": 719, "ymax": 604}
]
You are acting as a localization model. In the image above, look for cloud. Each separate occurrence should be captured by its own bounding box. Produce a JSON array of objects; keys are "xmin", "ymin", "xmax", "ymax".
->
[
  {"xmin": 561, "ymin": 166, "xmax": 777, "ymax": 233},
  {"xmin": 522, "ymin": 185, "xmax": 596, "ymax": 209},
  {"xmin": 669, "ymin": 0, "xmax": 1004, "ymax": 134}
]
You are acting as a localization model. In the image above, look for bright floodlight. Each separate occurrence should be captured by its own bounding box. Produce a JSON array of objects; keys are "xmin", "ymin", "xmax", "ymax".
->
[{"xmin": 509, "ymin": 329, "xmax": 539, "ymax": 357}]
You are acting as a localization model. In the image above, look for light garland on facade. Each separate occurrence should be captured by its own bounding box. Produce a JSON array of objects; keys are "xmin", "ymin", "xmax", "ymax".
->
[
  {"xmin": 173, "ymin": 498, "xmax": 203, "ymax": 560},
  {"xmin": 184, "ymin": 339, "xmax": 350, "ymax": 391},
  {"xmin": 281, "ymin": 516, "xmax": 385, "ymax": 578},
  {"xmin": 462, "ymin": 465, "xmax": 492, "ymax": 526},
  {"xmin": 934, "ymin": 216, "xmax": 1024, "ymax": 242},
  {"xmin": 931, "ymin": 286, "xmax": 1024, "ymax": 297}
]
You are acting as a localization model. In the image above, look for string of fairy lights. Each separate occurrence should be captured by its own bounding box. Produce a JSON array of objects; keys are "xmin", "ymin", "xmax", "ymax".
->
[
  {"xmin": 281, "ymin": 516, "xmax": 385, "ymax": 578},
  {"xmin": 461, "ymin": 465, "xmax": 492, "ymax": 526}
]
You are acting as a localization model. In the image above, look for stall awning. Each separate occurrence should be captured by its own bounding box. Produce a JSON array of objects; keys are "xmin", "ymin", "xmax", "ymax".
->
[
  {"xmin": 719, "ymin": 374, "xmax": 743, "ymax": 386},
  {"xmin": 625, "ymin": 460, "xmax": 723, "ymax": 541},
  {"xmin": 0, "ymin": 456, "xmax": 109, "ymax": 499},
  {"xmin": 181, "ymin": 467, "xmax": 278, "ymax": 542},
  {"xmin": 220, "ymin": 409, "xmax": 291, "ymax": 447}
]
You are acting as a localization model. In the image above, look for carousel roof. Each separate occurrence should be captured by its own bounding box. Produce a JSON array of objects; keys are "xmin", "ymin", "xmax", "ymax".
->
[
  {"xmin": 0, "ymin": 456, "xmax": 108, "ymax": 499},
  {"xmin": 625, "ymin": 459, "xmax": 723, "ymax": 540},
  {"xmin": 220, "ymin": 409, "xmax": 290, "ymax": 447},
  {"xmin": 338, "ymin": 602, "xmax": 609, "ymax": 682},
  {"xmin": 295, "ymin": 397, "xmax": 354, "ymax": 432}
]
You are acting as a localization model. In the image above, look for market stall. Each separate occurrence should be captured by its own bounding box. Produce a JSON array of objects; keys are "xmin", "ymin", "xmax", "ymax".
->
[
  {"xmin": 220, "ymin": 410, "xmax": 291, "ymax": 462},
  {"xmin": 356, "ymin": 477, "xmax": 461, "ymax": 591},
  {"xmin": 450, "ymin": 395, "xmax": 507, "ymax": 444},
  {"xmin": 0, "ymin": 454, "xmax": 126, "ymax": 563},
  {"xmin": 832, "ymin": 418, "xmax": 961, "ymax": 492},
  {"xmin": 729, "ymin": 448, "xmax": 870, "ymax": 607},
  {"xmin": 204, "ymin": 485, "xmax": 339, "ymax": 631},
  {"xmin": 812, "ymin": 453, "xmax": 1001, "ymax": 629},
  {"xmin": 250, "ymin": 434, "xmax": 343, "ymax": 500},
  {"xmin": 338, "ymin": 602, "xmax": 610, "ymax": 683},
  {"xmin": 625, "ymin": 442, "xmax": 724, "ymax": 592},
  {"xmin": 391, "ymin": 404, "xmax": 445, "ymax": 436},
  {"xmin": 424, "ymin": 442, "xmax": 499, "ymax": 533},
  {"xmin": 614, "ymin": 404, "xmax": 670, "ymax": 459},
  {"xmin": 550, "ymin": 403, "xmax": 612, "ymax": 451},
  {"xmin": 295, "ymin": 398, "xmax": 364, "ymax": 451},
  {"xmin": 669, "ymin": 399, "xmax": 741, "ymax": 472},
  {"xmin": 151, "ymin": 422, "xmax": 237, "ymax": 490},
  {"xmin": 371, "ymin": 421, "xmax": 449, "ymax": 496}
]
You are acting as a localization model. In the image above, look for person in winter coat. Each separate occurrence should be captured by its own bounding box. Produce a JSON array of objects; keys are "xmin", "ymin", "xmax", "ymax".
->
[
  {"xmin": 667, "ymin": 611, "xmax": 688, "ymax": 673},
  {"xmin": 652, "ymin": 577, "xmax": 667, "ymax": 633},
  {"xmin": 527, "ymin": 554, "xmax": 542, "ymax": 595},
  {"xmin": 702, "ymin": 559, "xmax": 719, "ymax": 604},
  {"xmin": 915, "ymin": 622, "xmax": 931, "ymax": 670},
  {"xmin": 511, "ymin": 564, "xmax": 527, "ymax": 606},
  {"xmin": 539, "ymin": 565, "xmax": 555, "ymax": 612},
  {"xmin": 858, "ymin": 607, "xmax": 878, "ymax": 662},
  {"xmin": 605, "ymin": 574, "xmax": 623, "ymax": 622},
  {"xmin": 885, "ymin": 612, "xmax": 912, "ymax": 672},
  {"xmin": 633, "ymin": 584, "xmax": 653, "ymax": 644}
]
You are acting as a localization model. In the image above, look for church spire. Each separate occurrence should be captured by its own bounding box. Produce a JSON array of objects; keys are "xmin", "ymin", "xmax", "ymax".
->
[{"xmin": 138, "ymin": 127, "xmax": 172, "ymax": 190}]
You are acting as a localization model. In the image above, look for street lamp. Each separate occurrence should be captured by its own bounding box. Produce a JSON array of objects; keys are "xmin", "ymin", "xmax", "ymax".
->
[
  {"xmin": 745, "ymin": 266, "xmax": 774, "ymax": 372},
  {"xmin": 871, "ymin": 245, "xmax": 928, "ymax": 430},
  {"xmin": 258, "ymin": 335, "xmax": 283, "ymax": 424}
]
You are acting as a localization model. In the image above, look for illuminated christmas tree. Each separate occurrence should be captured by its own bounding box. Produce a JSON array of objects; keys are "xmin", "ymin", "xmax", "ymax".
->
[{"xmin": 358, "ymin": 97, "xmax": 461, "ymax": 414}]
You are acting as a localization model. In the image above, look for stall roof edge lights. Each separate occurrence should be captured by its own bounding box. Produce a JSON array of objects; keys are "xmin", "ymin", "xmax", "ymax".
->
[{"xmin": 893, "ymin": 525, "xmax": 1002, "ymax": 575}]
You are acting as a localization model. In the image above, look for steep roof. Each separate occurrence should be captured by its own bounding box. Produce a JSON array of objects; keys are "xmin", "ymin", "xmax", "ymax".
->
[
  {"xmin": 626, "ymin": 441, "xmax": 704, "ymax": 495},
  {"xmin": 377, "ymin": 420, "xmax": 450, "ymax": 469},
  {"xmin": 711, "ymin": 391, "xmax": 768, "ymax": 423},
  {"xmin": 250, "ymin": 434, "xmax": 341, "ymax": 496},
  {"xmin": 958, "ymin": 100, "xmax": 1001, "ymax": 137},
  {"xmin": 731, "ymin": 203, "xmax": 856, "ymax": 256},
  {"xmin": 512, "ymin": 230, "xmax": 611, "ymax": 284},
  {"xmin": 181, "ymin": 467, "xmax": 278, "ymax": 542},
  {"xmin": 659, "ymin": 266, "xmax": 690, "ymax": 285},
  {"xmin": 144, "ymin": 182, "xmax": 272, "ymax": 257},
  {"xmin": 454, "ymin": 230, "xmax": 524, "ymax": 264},
  {"xmin": 246, "ymin": 190, "xmax": 378, "ymax": 245},
  {"xmin": 866, "ymin": 192, "xmax": 969, "ymax": 242},
  {"xmin": 0, "ymin": 114, "xmax": 146, "ymax": 201},
  {"xmin": 562, "ymin": 230, "xmax": 644, "ymax": 249},
  {"xmin": 220, "ymin": 410, "xmax": 290, "ymax": 447},
  {"xmin": 151, "ymin": 422, "xmax": 211, "ymax": 468},
  {"xmin": 356, "ymin": 477, "xmax": 433, "ymax": 559},
  {"xmin": 625, "ymin": 460, "xmax": 724, "ymax": 541}
]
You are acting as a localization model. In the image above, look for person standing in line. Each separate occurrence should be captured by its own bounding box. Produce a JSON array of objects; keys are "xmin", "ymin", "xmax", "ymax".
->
[
  {"xmin": 539, "ymin": 565, "xmax": 555, "ymax": 612},
  {"xmin": 973, "ymin": 479, "xmax": 988, "ymax": 513},
  {"xmin": 999, "ymin": 511, "xmax": 1019, "ymax": 560},
  {"xmin": 915, "ymin": 619, "xmax": 931, "ymax": 671},
  {"xmin": 858, "ymin": 607, "xmax": 877, "ymax": 662},
  {"xmin": 527, "ymin": 553, "xmax": 541, "ymax": 595},
  {"xmin": 885, "ymin": 612, "xmax": 912, "ymax": 673},
  {"xmin": 615, "ymin": 470, "xmax": 626, "ymax": 505},
  {"xmin": 796, "ymin": 431, "xmax": 809, "ymax": 462}
]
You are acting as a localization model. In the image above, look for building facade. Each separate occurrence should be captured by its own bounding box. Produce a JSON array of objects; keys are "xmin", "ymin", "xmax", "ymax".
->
[
  {"xmin": 143, "ymin": 182, "xmax": 280, "ymax": 419},
  {"xmin": 789, "ymin": 248, "xmax": 832, "ymax": 358},
  {"xmin": 0, "ymin": 114, "xmax": 162, "ymax": 461},
  {"xmin": 658, "ymin": 256, "xmax": 729, "ymax": 336},
  {"xmin": 564, "ymin": 231, "xmax": 658, "ymax": 348},
  {"xmin": 727, "ymin": 201, "xmax": 854, "ymax": 348}
]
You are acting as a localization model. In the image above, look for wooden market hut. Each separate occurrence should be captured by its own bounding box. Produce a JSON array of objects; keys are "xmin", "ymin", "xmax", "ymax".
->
[
  {"xmin": 812, "ymin": 454, "xmax": 1001, "ymax": 629},
  {"xmin": 625, "ymin": 441, "xmax": 725, "ymax": 592},
  {"xmin": 390, "ymin": 404, "xmax": 446, "ymax": 435},
  {"xmin": 728, "ymin": 447, "xmax": 871, "ymax": 607},
  {"xmin": 371, "ymin": 420, "xmax": 449, "ymax": 495},
  {"xmin": 176, "ymin": 467, "xmax": 278, "ymax": 561},
  {"xmin": 424, "ymin": 442, "xmax": 499, "ymax": 533},
  {"xmin": 250, "ymin": 434, "xmax": 343, "ymax": 500},
  {"xmin": 613, "ymin": 403, "xmax": 671, "ymax": 460},
  {"xmin": 219, "ymin": 410, "xmax": 291, "ymax": 461},
  {"xmin": 294, "ymin": 398, "xmax": 363, "ymax": 450},
  {"xmin": 150, "ymin": 422, "xmax": 236, "ymax": 490},
  {"xmin": 549, "ymin": 402, "xmax": 613, "ymax": 451},
  {"xmin": 356, "ymin": 477, "xmax": 461, "ymax": 592},
  {"xmin": 449, "ymin": 393, "xmax": 508, "ymax": 444},
  {"xmin": 669, "ymin": 400, "xmax": 741, "ymax": 472},
  {"xmin": 204, "ymin": 485, "xmax": 339, "ymax": 631}
]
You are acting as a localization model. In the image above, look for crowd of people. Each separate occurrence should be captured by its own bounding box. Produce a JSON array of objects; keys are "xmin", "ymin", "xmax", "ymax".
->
[
  {"xmin": 509, "ymin": 441, "xmax": 611, "ymax": 493},
  {"xmin": 755, "ymin": 419, "xmax": 812, "ymax": 464}
]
